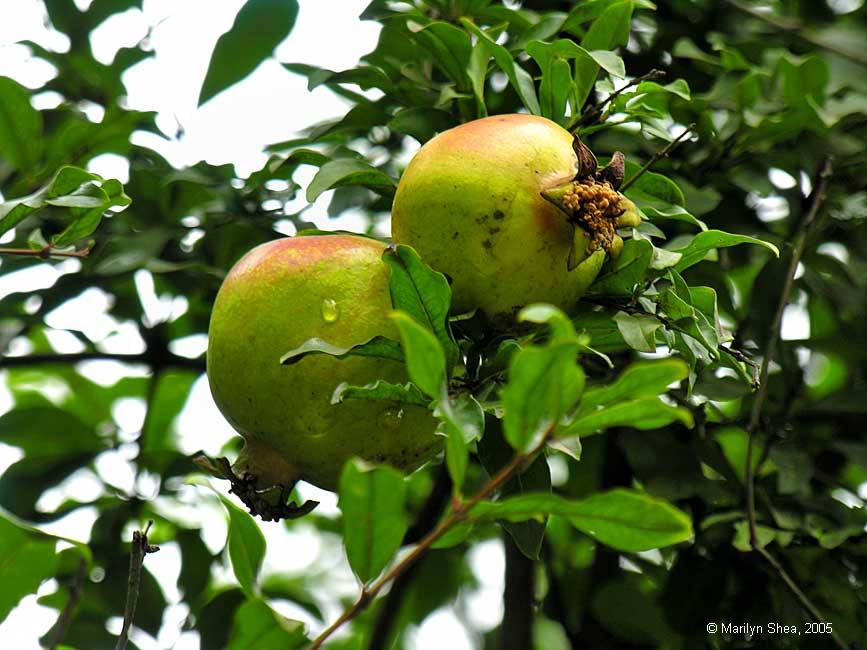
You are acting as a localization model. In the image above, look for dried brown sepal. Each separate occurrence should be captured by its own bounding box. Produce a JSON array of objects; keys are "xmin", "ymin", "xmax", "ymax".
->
[
  {"xmin": 193, "ymin": 454, "xmax": 319, "ymax": 521},
  {"xmin": 542, "ymin": 177, "xmax": 625, "ymax": 257},
  {"xmin": 597, "ymin": 151, "xmax": 625, "ymax": 190},
  {"xmin": 572, "ymin": 135, "xmax": 598, "ymax": 179}
]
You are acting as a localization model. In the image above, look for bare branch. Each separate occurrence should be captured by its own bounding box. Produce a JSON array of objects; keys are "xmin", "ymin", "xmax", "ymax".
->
[
  {"xmin": 742, "ymin": 157, "xmax": 846, "ymax": 650},
  {"xmin": 115, "ymin": 521, "xmax": 160, "ymax": 650},
  {"xmin": 0, "ymin": 246, "xmax": 91, "ymax": 259},
  {"xmin": 49, "ymin": 559, "xmax": 87, "ymax": 650},
  {"xmin": 307, "ymin": 430, "xmax": 554, "ymax": 649},
  {"xmin": 572, "ymin": 69, "xmax": 666, "ymax": 129},
  {"xmin": 721, "ymin": 346, "xmax": 761, "ymax": 390},
  {"xmin": 620, "ymin": 124, "xmax": 695, "ymax": 192},
  {"xmin": 0, "ymin": 351, "xmax": 205, "ymax": 372}
]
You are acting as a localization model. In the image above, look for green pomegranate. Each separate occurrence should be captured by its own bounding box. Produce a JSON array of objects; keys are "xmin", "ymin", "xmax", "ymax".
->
[
  {"xmin": 391, "ymin": 114, "xmax": 640, "ymax": 320},
  {"xmin": 207, "ymin": 235, "xmax": 439, "ymax": 504}
]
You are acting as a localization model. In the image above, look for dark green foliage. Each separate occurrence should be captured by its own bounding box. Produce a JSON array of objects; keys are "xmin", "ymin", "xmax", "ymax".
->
[{"xmin": 1, "ymin": 0, "xmax": 866, "ymax": 648}]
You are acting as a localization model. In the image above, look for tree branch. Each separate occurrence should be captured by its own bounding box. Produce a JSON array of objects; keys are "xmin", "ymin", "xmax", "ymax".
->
[
  {"xmin": 500, "ymin": 532, "xmax": 534, "ymax": 650},
  {"xmin": 49, "ymin": 558, "xmax": 87, "ymax": 650},
  {"xmin": 115, "ymin": 521, "xmax": 160, "ymax": 650},
  {"xmin": 721, "ymin": 345, "xmax": 761, "ymax": 390},
  {"xmin": 620, "ymin": 124, "xmax": 695, "ymax": 192},
  {"xmin": 308, "ymin": 431, "xmax": 554, "ymax": 650},
  {"xmin": 572, "ymin": 69, "xmax": 666, "ymax": 129},
  {"xmin": 0, "ymin": 351, "xmax": 205, "ymax": 371},
  {"xmin": 724, "ymin": 0, "xmax": 867, "ymax": 68},
  {"xmin": 0, "ymin": 246, "xmax": 91, "ymax": 259},
  {"xmin": 742, "ymin": 157, "xmax": 846, "ymax": 650}
]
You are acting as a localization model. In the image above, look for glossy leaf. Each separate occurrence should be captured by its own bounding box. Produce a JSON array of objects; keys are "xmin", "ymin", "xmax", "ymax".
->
[
  {"xmin": 220, "ymin": 495, "xmax": 266, "ymax": 597},
  {"xmin": 338, "ymin": 459, "xmax": 409, "ymax": 583},
  {"xmin": 227, "ymin": 598, "xmax": 307, "ymax": 649},
  {"xmin": 389, "ymin": 311, "xmax": 446, "ymax": 398},
  {"xmin": 281, "ymin": 335, "xmax": 403, "ymax": 366},
  {"xmin": 199, "ymin": 0, "xmax": 299, "ymax": 105},
  {"xmin": 472, "ymin": 489, "xmax": 694, "ymax": 552}
]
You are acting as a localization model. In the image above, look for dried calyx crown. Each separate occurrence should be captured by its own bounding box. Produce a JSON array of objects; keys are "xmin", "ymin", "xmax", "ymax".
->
[{"xmin": 542, "ymin": 136, "xmax": 630, "ymax": 269}]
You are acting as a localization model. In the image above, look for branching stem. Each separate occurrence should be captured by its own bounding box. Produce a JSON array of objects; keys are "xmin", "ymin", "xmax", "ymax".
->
[
  {"xmin": 743, "ymin": 157, "xmax": 846, "ymax": 650},
  {"xmin": 572, "ymin": 69, "xmax": 666, "ymax": 129},
  {"xmin": 620, "ymin": 124, "xmax": 695, "ymax": 192},
  {"xmin": 49, "ymin": 559, "xmax": 87, "ymax": 650},
  {"xmin": 0, "ymin": 246, "xmax": 90, "ymax": 259},
  {"xmin": 115, "ymin": 521, "xmax": 160, "ymax": 650},
  {"xmin": 0, "ymin": 351, "xmax": 204, "ymax": 371},
  {"xmin": 307, "ymin": 430, "xmax": 553, "ymax": 649}
]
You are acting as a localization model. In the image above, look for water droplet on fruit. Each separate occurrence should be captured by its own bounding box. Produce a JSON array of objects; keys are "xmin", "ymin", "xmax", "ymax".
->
[
  {"xmin": 380, "ymin": 408, "xmax": 404, "ymax": 430},
  {"xmin": 321, "ymin": 298, "xmax": 339, "ymax": 323}
]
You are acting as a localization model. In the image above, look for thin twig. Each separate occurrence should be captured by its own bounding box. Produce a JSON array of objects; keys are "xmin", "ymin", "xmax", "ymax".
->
[
  {"xmin": 49, "ymin": 559, "xmax": 87, "ymax": 650},
  {"xmin": 307, "ymin": 431, "xmax": 553, "ymax": 650},
  {"xmin": 721, "ymin": 345, "xmax": 761, "ymax": 390},
  {"xmin": 742, "ymin": 158, "xmax": 846, "ymax": 649},
  {"xmin": 0, "ymin": 351, "xmax": 205, "ymax": 371},
  {"xmin": 0, "ymin": 246, "xmax": 90, "ymax": 259},
  {"xmin": 754, "ymin": 546, "xmax": 847, "ymax": 645},
  {"xmin": 573, "ymin": 69, "xmax": 666, "ymax": 129},
  {"xmin": 724, "ymin": 0, "xmax": 867, "ymax": 68},
  {"xmin": 620, "ymin": 124, "xmax": 695, "ymax": 192},
  {"xmin": 115, "ymin": 521, "xmax": 160, "ymax": 650}
]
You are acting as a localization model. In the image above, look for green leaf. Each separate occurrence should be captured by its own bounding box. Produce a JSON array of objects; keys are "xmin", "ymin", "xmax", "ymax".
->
[
  {"xmin": 589, "ymin": 238, "xmax": 654, "ymax": 297},
  {"xmin": 582, "ymin": 359, "xmax": 689, "ymax": 409},
  {"xmin": 0, "ymin": 406, "xmax": 105, "ymax": 518},
  {"xmin": 526, "ymin": 40, "xmax": 623, "ymax": 123},
  {"xmin": 518, "ymin": 303, "xmax": 578, "ymax": 342},
  {"xmin": 501, "ymin": 341, "xmax": 585, "ymax": 451},
  {"xmin": 613, "ymin": 311, "xmax": 663, "ymax": 352},
  {"xmin": 436, "ymin": 393, "xmax": 484, "ymax": 491},
  {"xmin": 139, "ymin": 370, "xmax": 198, "ymax": 473},
  {"xmin": 673, "ymin": 230, "xmax": 779, "ymax": 272},
  {"xmin": 387, "ymin": 107, "xmax": 458, "ymax": 143},
  {"xmin": 472, "ymin": 489, "xmax": 694, "ymax": 552},
  {"xmin": 623, "ymin": 163, "xmax": 686, "ymax": 206},
  {"xmin": 411, "ymin": 21, "xmax": 472, "ymax": 87},
  {"xmin": 573, "ymin": 0, "xmax": 634, "ymax": 105},
  {"xmin": 527, "ymin": 40, "xmax": 625, "ymax": 78},
  {"xmin": 561, "ymin": 396, "xmax": 694, "ymax": 438},
  {"xmin": 478, "ymin": 420, "xmax": 551, "ymax": 559},
  {"xmin": 0, "ymin": 512, "xmax": 60, "ymax": 622},
  {"xmin": 227, "ymin": 598, "xmax": 307, "ymax": 650},
  {"xmin": 383, "ymin": 244, "xmax": 458, "ymax": 372},
  {"xmin": 0, "ymin": 76, "xmax": 42, "ymax": 170},
  {"xmin": 280, "ymin": 335, "xmax": 403, "ymax": 366},
  {"xmin": 338, "ymin": 458, "xmax": 409, "ymax": 583},
  {"xmin": 390, "ymin": 311, "xmax": 446, "ymax": 398},
  {"xmin": 332, "ymin": 380, "xmax": 430, "ymax": 407},
  {"xmin": 468, "ymin": 40, "xmax": 489, "ymax": 118},
  {"xmin": 306, "ymin": 158, "xmax": 396, "ymax": 202},
  {"xmin": 219, "ymin": 495, "xmax": 266, "ymax": 597},
  {"xmin": 198, "ymin": 0, "xmax": 299, "ymax": 105},
  {"xmin": 0, "ymin": 166, "xmax": 129, "ymax": 240},
  {"xmin": 285, "ymin": 63, "xmax": 393, "ymax": 93},
  {"xmin": 460, "ymin": 19, "xmax": 541, "ymax": 114}
]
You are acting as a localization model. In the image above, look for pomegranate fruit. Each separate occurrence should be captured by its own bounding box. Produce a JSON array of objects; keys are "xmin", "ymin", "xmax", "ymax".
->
[
  {"xmin": 391, "ymin": 114, "xmax": 639, "ymax": 320},
  {"xmin": 206, "ymin": 235, "xmax": 439, "ymax": 505}
]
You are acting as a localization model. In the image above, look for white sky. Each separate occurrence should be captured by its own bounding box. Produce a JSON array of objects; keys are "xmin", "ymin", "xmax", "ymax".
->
[{"xmin": 0, "ymin": 1, "xmax": 501, "ymax": 648}]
